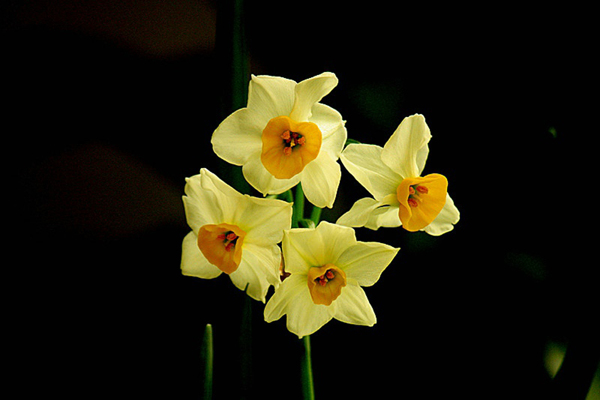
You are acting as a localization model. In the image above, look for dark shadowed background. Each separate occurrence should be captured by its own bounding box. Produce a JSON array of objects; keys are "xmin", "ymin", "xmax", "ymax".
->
[{"xmin": 4, "ymin": 1, "xmax": 598, "ymax": 398}]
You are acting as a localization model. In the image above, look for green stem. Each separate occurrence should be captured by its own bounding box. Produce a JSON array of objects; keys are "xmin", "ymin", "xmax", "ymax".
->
[
  {"xmin": 281, "ymin": 189, "xmax": 293, "ymax": 204},
  {"xmin": 292, "ymin": 183, "xmax": 305, "ymax": 228},
  {"xmin": 240, "ymin": 286, "xmax": 253, "ymax": 397},
  {"xmin": 301, "ymin": 336, "xmax": 315, "ymax": 400},
  {"xmin": 310, "ymin": 205, "xmax": 322, "ymax": 226},
  {"xmin": 202, "ymin": 324, "xmax": 213, "ymax": 399},
  {"xmin": 215, "ymin": 0, "xmax": 250, "ymax": 194},
  {"xmin": 290, "ymin": 183, "xmax": 319, "ymax": 399}
]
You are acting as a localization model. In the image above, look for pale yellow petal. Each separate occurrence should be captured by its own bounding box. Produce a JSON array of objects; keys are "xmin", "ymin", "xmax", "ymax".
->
[
  {"xmin": 290, "ymin": 72, "xmax": 338, "ymax": 122},
  {"xmin": 300, "ymin": 150, "xmax": 341, "ymax": 208},
  {"xmin": 340, "ymin": 143, "xmax": 401, "ymax": 201},
  {"xmin": 381, "ymin": 114, "xmax": 431, "ymax": 178}
]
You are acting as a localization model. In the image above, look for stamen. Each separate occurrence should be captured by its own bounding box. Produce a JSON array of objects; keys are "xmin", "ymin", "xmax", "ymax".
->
[
  {"xmin": 318, "ymin": 278, "xmax": 327, "ymax": 287},
  {"xmin": 280, "ymin": 130, "xmax": 305, "ymax": 155},
  {"xmin": 226, "ymin": 232, "xmax": 237, "ymax": 241},
  {"xmin": 409, "ymin": 186, "xmax": 416, "ymax": 195},
  {"xmin": 217, "ymin": 233, "xmax": 227, "ymax": 240},
  {"xmin": 416, "ymin": 185, "xmax": 429, "ymax": 194},
  {"xmin": 325, "ymin": 270, "xmax": 335, "ymax": 279},
  {"xmin": 225, "ymin": 241, "xmax": 235, "ymax": 252},
  {"xmin": 408, "ymin": 198, "xmax": 419, "ymax": 208}
]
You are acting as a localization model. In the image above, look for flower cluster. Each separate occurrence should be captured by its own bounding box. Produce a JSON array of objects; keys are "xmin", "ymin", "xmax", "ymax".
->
[{"xmin": 182, "ymin": 72, "xmax": 460, "ymax": 337}]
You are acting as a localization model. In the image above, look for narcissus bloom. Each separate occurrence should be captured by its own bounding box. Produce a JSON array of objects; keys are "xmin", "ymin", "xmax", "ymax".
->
[
  {"xmin": 211, "ymin": 72, "xmax": 347, "ymax": 208},
  {"xmin": 337, "ymin": 114, "xmax": 460, "ymax": 235},
  {"xmin": 264, "ymin": 222, "xmax": 398, "ymax": 337},
  {"xmin": 181, "ymin": 168, "xmax": 292, "ymax": 302}
]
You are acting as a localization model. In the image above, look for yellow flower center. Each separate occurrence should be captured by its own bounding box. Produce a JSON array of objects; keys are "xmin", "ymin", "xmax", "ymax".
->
[
  {"xmin": 261, "ymin": 116, "xmax": 322, "ymax": 179},
  {"xmin": 396, "ymin": 173, "xmax": 448, "ymax": 232},
  {"xmin": 307, "ymin": 264, "xmax": 347, "ymax": 306},
  {"xmin": 197, "ymin": 223, "xmax": 247, "ymax": 274}
]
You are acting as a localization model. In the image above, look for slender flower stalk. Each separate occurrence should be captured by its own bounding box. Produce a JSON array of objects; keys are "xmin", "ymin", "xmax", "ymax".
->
[
  {"xmin": 215, "ymin": 0, "xmax": 250, "ymax": 194},
  {"xmin": 202, "ymin": 324, "xmax": 213, "ymax": 399},
  {"xmin": 293, "ymin": 186, "xmax": 316, "ymax": 399},
  {"xmin": 293, "ymin": 184, "xmax": 305, "ymax": 228},
  {"xmin": 301, "ymin": 335, "xmax": 315, "ymax": 400}
]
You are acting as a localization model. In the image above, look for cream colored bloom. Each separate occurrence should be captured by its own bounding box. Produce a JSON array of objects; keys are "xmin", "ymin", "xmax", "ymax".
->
[
  {"xmin": 264, "ymin": 222, "xmax": 398, "ymax": 337},
  {"xmin": 181, "ymin": 168, "xmax": 292, "ymax": 302},
  {"xmin": 337, "ymin": 114, "xmax": 460, "ymax": 235},
  {"xmin": 211, "ymin": 72, "xmax": 347, "ymax": 208}
]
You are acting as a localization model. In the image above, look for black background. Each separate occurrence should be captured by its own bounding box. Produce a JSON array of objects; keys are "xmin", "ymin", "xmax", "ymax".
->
[{"xmin": 4, "ymin": 1, "xmax": 598, "ymax": 398}]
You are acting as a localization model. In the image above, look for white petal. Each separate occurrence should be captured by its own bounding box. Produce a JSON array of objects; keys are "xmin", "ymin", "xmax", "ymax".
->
[
  {"xmin": 182, "ymin": 173, "xmax": 221, "ymax": 232},
  {"xmin": 283, "ymin": 222, "xmax": 356, "ymax": 274},
  {"xmin": 287, "ymin": 296, "xmax": 334, "ymax": 338},
  {"xmin": 264, "ymin": 274, "xmax": 306, "ymax": 323},
  {"xmin": 422, "ymin": 193, "xmax": 460, "ymax": 236},
  {"xmin": 314, "ymin": 221, "xmax": 357, "ymax": 264},
  {"xmin": 242, "ymin": 151, "xmax": 301, "ymax": 195},
  {"xmin": 300, "ymin": 151, "xmax": 341, "ymax": 208},
  {"xmin": 246, "ymin": 243, "xmax": 283, "ymax": 287},
  {"xmin": 336, "ymin": 197, "xmax": 381, "ymax": 228},
  {"xmin": 282, "ymin": 228, "xmax": 323, "ymax": 274},
  {"xmin": 211, "ymin": 108, "xmax": 264, "ymax": 166},
  {"xmin": 334, "ymin": 281, "xmax": 376, "ymax": 327},
  {"xmin": 340, "ymin": 144, "xmax": 401, "ymax": 201},
  {"xmin": 181, "ymin": 231, "xmax": 222, "ymax": 279},
  {"xmin": 237, "ymin": 196, "xmax": 292, "ymax": 246},
  {"xmin": 199, "ymin": 168, "xmax": 242, "ymax": 223},
  {"xmin": 229, "ymin": 243, "xmax": 281, "ymax": 302},
  {"xmin": 337, "ymin": 242, "xmax": 399, "ymax": 287},
  {"xmin": 247, "ymin": 75, "xmax": 296, "ymax": 124},
  {"xmin": 264, "ymin": 274, "xmax": 334, "ymax": 338},
  {"xmin": 381, "ymin": 114, "xmax": 431, "ymax": 178},
  {"xmin": 310, "ymin": 103, "xmax": 346, "ymax": 145},
  {"xmin": 364, "ymin": 203, "xmax": 402, "ymax": 230},
  {"xmin": 317, "ymin": 111, "xmax": 347, "ymax": 159},
  {"xmin": 290, "ymin": 72, "xmax": 338, "ymax": 122},
  {"xmin": 199, "ymin": 168, "xmax": 242, "ymax": 199}
]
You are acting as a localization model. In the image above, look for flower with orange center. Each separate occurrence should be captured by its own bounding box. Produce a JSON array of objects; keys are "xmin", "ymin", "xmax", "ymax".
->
[
  {"xmin": 264, "ymin": 222, "xmax": 398, "ymax": 338},
  {"xmin": 337, "ymin": 114, "xmax": 460, "ymax": 236},
  {"xmin": 211, "ymin": 72, "xmax": 347, "ymax": 208},
  {"xmin": 181, "ymin": 168, "xmax": 292, "ymax": 302}
]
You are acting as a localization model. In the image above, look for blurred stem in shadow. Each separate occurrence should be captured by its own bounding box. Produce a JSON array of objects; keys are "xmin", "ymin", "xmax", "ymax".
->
[{"xmin": 216, "ymin": 0, "xmax": 250, "ymax": 194}]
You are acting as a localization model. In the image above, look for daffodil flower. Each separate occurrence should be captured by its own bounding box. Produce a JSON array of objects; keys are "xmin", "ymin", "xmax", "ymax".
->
[
  {"xmin": 264, "ymin": 221, "xmax": 398, "ymax": 337},
  {"xmin": 337, "ymin": 114, "xmax": 460, "ymax": 235},
  {"xmin": 181, "ymin": 168, "xmax": 293, "ymax": 302},
  {"xmin": 211, "ymin": 72, "xmax": 347, "ymax": 208}
]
